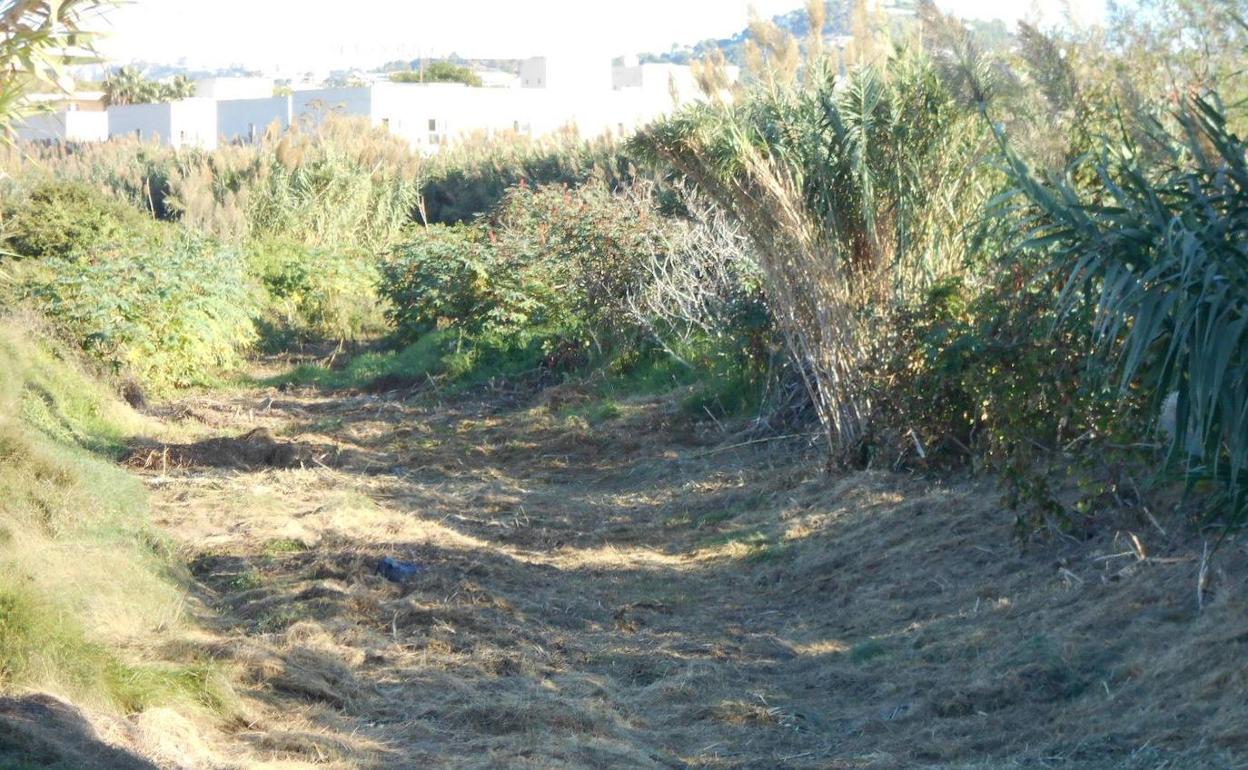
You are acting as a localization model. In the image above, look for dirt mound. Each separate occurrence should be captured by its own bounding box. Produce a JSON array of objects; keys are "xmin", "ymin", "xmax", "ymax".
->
[{"xmin": 125, "ymin": 427, "xmax": 334, "ymax": 470}]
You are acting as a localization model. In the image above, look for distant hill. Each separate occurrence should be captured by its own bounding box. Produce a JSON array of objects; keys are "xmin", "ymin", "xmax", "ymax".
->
[
  {"xmin": 636, "ymin": 0, "xmax": 1017, "ymax": 67},
  {"xmin": 641, "ymin": 0, "xmax": 861, "ymax": 66}
]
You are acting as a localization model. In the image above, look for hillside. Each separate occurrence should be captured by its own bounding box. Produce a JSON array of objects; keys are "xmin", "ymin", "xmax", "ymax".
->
[
  {"xmin": 639, "ymin": 0, "xmax": 1017, "ymax": 65},
  {"xmin": 641, "ymin": 0, "xmax": 875, "ymax": 65}
]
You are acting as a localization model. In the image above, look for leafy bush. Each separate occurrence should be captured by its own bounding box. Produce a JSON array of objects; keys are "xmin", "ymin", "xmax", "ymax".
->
[
  {"xmin": 385, "ymin": 183, "xmax": 669, "ymax": 347},
  {"xmin": 489, "ymin": 182, "xmax": 669, "ymax": 336},
  {"xmin": 382, "ymin": 225, "xmax": 530, "ymax": 339},
  {"xmin": 248, "ymin": 238, "xmax": 387, "ymax": 344},
  {"xmin": 2, "ymin": 181, "xmax": 156, "ymax": 260},
  {"xmin": 22, "ymin": 234, "xmax": 257, "ymax": 391}
]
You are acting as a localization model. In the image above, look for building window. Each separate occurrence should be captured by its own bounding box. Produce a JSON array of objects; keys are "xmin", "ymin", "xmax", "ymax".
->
[
  {"xmin": 381, "ymin": 117, "xmax": 390, "ymax": 128},
  {"xmin": 428, "ymin": 118, "xmax": 437, "ymax": 132}
]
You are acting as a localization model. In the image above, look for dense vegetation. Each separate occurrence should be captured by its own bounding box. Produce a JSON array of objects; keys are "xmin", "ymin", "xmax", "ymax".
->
[
  {"xmin": 3, "ymin": 0, "xmax": 1245, "ymax": 530},
  {"xmin": 102, "ymin": 65, "xmax": 197, "ymax": 106}
]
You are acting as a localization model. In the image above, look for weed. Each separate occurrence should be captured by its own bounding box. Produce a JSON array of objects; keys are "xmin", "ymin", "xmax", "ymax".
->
[
  {"xmin": 263, "ymin": 539, "xmax": 308, "ymax": 557},
  {"xmin": 229, "ymin": 569, "xmax": 264, "ymax": 592}
]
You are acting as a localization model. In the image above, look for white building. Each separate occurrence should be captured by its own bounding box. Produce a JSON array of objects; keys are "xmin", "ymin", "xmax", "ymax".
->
[
  {"xmin": 613, "ymin": 62, "xmax": 702, "ymax": 103},
  {"xmin": 520, "ymin": 55, "xmax": 613, "ymax": 93},
  {"xmin": 107, "ymin": 98, "xmax": 218, "ymax": 149},
  {"xmin": 291, "ymin": 83, "xmax": 520, "ymax": 148},
  {"xmin": 14, "ymin": 110, "xmax": 109, "ymax": 143},
  {"xmin": 13, "ymin": 54, "xmax": 723, "ymax": 153},
  {"xmin": 217, "ymin": 95, "xmax": 292, "ymax": 143},
  {"xmin": 291, "ymin": 86, "xmax": 373, "ymax": 125},
  {"xmin": 478, "ymin": 69, "xmax": 521, "ymax": 89}
]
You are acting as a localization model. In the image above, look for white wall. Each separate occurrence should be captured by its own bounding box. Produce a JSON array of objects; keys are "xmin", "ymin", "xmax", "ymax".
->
[
  {"xmin": 169, "ymin": 99, "xmax": 218, "ymax": 149},
  {"xmin": 15, "ymin": 110, "xmax": 108, "ymax": 143},
  {"xmin": 613, "ymin": 63, "xmax": 700, "ymax": 103},
  {"xmin": 218, "ymin": 95, "xmax": 292, "ymax": 143},
  {"xmin": 519, "ymin": 57, "xmax": 547, "ymax": 88},
  {"xmin": 107, "ymin": 99, "xmax": 217, "ymax": 149},
  {"xmin": 521, "ymin": 55, "xmax": 612, "ymax": 93},
  {"xmin": 372, "ymin": 83, "xmax": 525, "ymax": 148},
  {"xmin": 108, "ymin": 102, "xmax": 173, "ymax": 143}
]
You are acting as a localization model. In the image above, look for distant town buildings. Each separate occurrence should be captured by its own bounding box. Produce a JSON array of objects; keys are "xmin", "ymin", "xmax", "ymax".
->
[{"xmin": 15, "ymin": 55, "xmax": 729, "ymax": 151}]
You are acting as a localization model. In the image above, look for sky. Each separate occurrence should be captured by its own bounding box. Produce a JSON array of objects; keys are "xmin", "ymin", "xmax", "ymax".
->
[{"xmin": 97, "ymin": 0, "xmax": 1108, "ymax": 73}]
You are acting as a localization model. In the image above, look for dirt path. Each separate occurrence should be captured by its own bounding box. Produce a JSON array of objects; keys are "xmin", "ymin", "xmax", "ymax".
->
[{"xmin": 132, "ymin": 378, "xmax": 1247, "ymax": 769}]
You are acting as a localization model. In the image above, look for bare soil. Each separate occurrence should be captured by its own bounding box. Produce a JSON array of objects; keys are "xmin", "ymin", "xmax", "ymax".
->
[{"xmin": 82, "ymin": 378, "xmax": 1248, "ymax": 767}]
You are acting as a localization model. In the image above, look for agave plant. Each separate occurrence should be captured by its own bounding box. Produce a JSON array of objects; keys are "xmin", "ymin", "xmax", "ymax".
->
[{"xmin": 1003, "ymin": 93, "xmax": 1248, "ymax": 523}]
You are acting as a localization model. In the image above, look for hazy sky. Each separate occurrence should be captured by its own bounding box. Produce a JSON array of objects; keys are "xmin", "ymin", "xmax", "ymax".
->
[{"xmin": 98, "ymin": 0, "xmax": 1107, "ymax": 72}]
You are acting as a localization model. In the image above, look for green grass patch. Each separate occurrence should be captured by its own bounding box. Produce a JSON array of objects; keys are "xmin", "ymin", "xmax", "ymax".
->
[
  {"xmin": 595, "ymin": 341, "xmax": 769, "ymax": 421},
  {"xmin": 850, "ymin": 639, "xmax": 888, "ymax": 664},
  {"xmin": 561, "ymin": 398, "xmax": 622, "ymax": 426},
  {"xmin": 263, "ymin": 538, "xmax": 308, "ymax": 557},
  {"xmin": 275, "ymin": 332, "xmax": 450, "ymax": 390},
  {"xmin": 229, "ymin": 568, "xmax": 265, "ymax": 592},
  {"xmin": 272, "ymin": 325, "xmax": 579, "ymax": 393},
  {"xmin": 0, "ymin": 584, "xmax": 235, "ymax": 716},
  {"xmin": 695, "ymin": 509, "xmax": 736, "ymax": 528}
]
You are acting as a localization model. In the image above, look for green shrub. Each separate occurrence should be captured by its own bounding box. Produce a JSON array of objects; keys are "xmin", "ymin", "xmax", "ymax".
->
[
  {"xmin": 381, "ymin": 225, "xmax": 532, "ymax": 339},
  {"xmin": 22, "ymin": 233, "xmax": 257, "ymax": 391},
  {"xmin": 389, "ymin": 62, "xmax": 482, "ymax": 86},
  {"xmin": 385, "ymin": 183, "xmax": 669, "ymax": 342},
  {"xmin": 418, "ymin": 137, "xmax": 629, "ymax": 225},
  {"xmin": 488, "ymin": 182, "xmax": 669, "ymax": 339},
  {"xmin": 2, "ymin": 181, "xmax": 156, "ymax": 260},
  {"xmin": 248, "ymin": 238, "xmax": 387, "ymax": 344}
]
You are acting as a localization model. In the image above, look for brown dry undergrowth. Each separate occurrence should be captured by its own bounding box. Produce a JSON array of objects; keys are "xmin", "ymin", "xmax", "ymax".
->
[{"xmin": 30, "ymin": 374, "xmax": 1248, "ymax": 769}]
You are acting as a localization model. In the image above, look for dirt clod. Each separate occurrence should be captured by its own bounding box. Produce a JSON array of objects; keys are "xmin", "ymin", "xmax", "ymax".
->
[{"xmin": 125, "ymin": 427, "xmax": 333, "ymax": 470}]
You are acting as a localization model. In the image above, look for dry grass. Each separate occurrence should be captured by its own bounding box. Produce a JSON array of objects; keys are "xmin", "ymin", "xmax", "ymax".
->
[{"xmin": 15, "ymin": 367, "xmax": 1247, "ymax": 768}]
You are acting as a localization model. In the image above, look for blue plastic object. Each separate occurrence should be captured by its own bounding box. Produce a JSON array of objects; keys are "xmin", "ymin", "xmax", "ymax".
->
[{"xmin": 377, "ymin": 556, "xmax": 421, "ymax": 583}]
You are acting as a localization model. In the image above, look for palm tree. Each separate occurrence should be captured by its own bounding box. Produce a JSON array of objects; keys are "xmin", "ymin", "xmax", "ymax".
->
[
  {"xmin": 103, "ymin": 65, "xmax": 153, "ymax": 106},
  {"xmin": 0, "ymin": 0, "xmax": 116, "ymax": 138},
  {"xmin": 161, "ymin": 74, "xmax": 196, "ymax": 101}
]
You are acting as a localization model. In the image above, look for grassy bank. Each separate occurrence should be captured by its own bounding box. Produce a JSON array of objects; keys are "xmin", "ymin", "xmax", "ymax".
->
[{"xmin": 0, "ymin": 317, "xmax": 235, "ymax": 718}]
